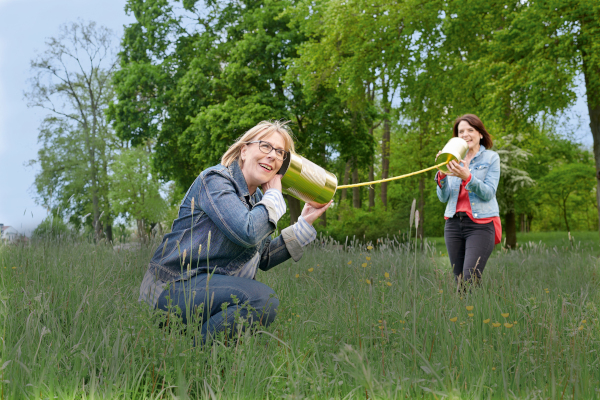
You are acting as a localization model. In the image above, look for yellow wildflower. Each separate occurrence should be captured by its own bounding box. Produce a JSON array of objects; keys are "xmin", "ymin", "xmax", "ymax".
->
[
  {"xmin": 466, "ymin": 306, "xmax": 474, "ymax": 311},
  {"xmin": 366, "ymin": 257, "xmax": 371, "ymax": 261},
  {"xmin": 450, "ymin": 317, "xmax": 458, "ymax": 322},
  {"xmin": 439, "ymin": 289, "xmax": 443, "ymax": 294},
  {"xmin": 504, "ymin": 323, "xmax": 513, "ymax": 329},
  {"xmin": 366, "ymin": 279, "xmax": 371, "ymax": 285},
  {"xmin": 367, "ymin": 246, "xmax": 373, "ymax": 250},
  {"xmin": 492, "ymin": 367, "xmax": 496, "ymax": 371},
  {"xmin": 386, "ymin": 282, "xmax": 392, "ymax": 287},
  {"xmin": 347, "ymin": 261, "xmax": 352, "ymax": 265},
  {"xmin": 362, "ymin": 263, "xmax": 367, "ymax": 268},
  {"xmin": 308, "ymin": 268, "xmax": 314, "ymax": 272},
  {"xmin": 385, "ymin": 272, "xmax": 390, "ymax": 279},
  {"xmin": 582, "ymin": 320, "xmax": 587, "ymax": 324},
  {"xmin": 501, "ymin": 313, "xmax": 509, "ymax": 318},
  {"xmin": 492, "ymin": 322, "xmax": 501, "ymax": 328},
  {"xmin": 379, "ymin": 326, "xmax": 384, "ymax": 330},
  {"xmin": 468, "ymin": 313, "xmax": 474, "ymax": 317},
  {"xmin": 483, "ymin": 319, "xmax": 490, "ymax": 324},
  {"xmin": 578, "ymin": 325, "xmax": 584, "ymax": 331},
  {"xmin": 295, "ymin": 274, "xmax": 300, "ymax": 278}
]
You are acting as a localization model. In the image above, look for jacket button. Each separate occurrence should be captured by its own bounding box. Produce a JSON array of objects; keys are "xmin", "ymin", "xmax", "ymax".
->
[{"xmin": 471, "ymin": 202, "xmax": 474, "ymax": 205}]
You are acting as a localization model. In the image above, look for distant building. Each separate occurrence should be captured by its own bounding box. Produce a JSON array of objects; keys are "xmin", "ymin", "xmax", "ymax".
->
[{"xmin": 1, "ymin": 224, "xmax": 19, "ymax": 243}]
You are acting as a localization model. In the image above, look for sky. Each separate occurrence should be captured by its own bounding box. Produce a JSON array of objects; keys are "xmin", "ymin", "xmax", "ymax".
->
[{"xmin": 0, "ymin": 0, "xmax": 594, "ymax": 236}]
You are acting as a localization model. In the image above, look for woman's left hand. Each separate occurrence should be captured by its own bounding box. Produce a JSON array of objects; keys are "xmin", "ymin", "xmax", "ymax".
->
[
  {"xmin": 446, "ymin": 160, "xmax": 471, "ymax": 181},
  {"xmin": 301, "ymin": 201, "xmax": 333, "ymax": 225}
]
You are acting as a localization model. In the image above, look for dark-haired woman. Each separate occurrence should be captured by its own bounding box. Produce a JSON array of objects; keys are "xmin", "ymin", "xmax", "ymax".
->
[{"xmin": 436, "ymin": 114, "xmax": 502, "ymax": 288}]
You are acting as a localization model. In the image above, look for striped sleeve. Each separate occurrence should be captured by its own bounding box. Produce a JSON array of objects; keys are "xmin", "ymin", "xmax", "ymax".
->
[
  {"xmin": 256, "ymin": 189, "xmax": 287, "ymax": 225},
  {"xmin": 292, "ymin": 216, "xmax": 317, "ymax": 247}
]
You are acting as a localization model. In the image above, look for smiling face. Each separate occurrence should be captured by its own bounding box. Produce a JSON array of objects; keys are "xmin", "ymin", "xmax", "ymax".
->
[
  {"xmin": 240, "ymin": 132, "xmax": 286, "ymax": 194},
  {"xmin": 457, "ymin": 120, "xmax": 483, "ymax": 152}
]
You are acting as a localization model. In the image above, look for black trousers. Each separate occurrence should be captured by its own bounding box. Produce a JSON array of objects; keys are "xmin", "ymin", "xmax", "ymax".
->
[{"xmin": 444, "ymin": 214, "xmax": 495, "ymax": 284}]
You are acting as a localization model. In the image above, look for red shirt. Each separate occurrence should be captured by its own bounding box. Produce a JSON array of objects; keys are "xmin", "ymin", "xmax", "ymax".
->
[{"xmin": 438, "ymin": 172, "xmax": 502, "ymax": 245}]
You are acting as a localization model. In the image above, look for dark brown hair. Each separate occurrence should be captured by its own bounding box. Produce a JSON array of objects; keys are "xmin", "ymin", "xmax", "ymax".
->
[{"xmin": 452, "ymin": 114, "xmax": 493, "ymax": 149}]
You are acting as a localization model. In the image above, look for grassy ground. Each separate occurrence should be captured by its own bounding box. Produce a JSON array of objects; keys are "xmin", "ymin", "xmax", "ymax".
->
[{"xmin": 1, "ymin": 233, "xmax": 599, "ymax": 399}]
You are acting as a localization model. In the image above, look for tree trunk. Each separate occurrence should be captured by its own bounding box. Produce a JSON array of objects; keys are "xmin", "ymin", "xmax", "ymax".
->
[
  {"xmin": 105, "ymin": 224, "xmax": 113, "ymax": 242},
  {"xmin": 417, "ymin": 175, "xmax": 425, "ymax": 247},
  {"xmin": 504, "ymin": 211, "xmax": 517, "ymax": 249},
  {"xmin": 562, "ymin": 198, "xmax": 571, "ymax": 232},
  {"xmin": 526, "ymin": 213, "xmax": 533, "ymax": 232},
  {"xmin": 285, "ymin": 195, "xmax": 302, "ymax": 224},
  {"xmin": 380, "ymin": 113, "xmax": 390, "ymax": 209},
  {"xmin": 352, "ymin": 163, "xmax": 361, "ymax": 209},
  {"xmin": 137, "ymin": 219, "xmax": 146, "ymax": 243},
  {"xmin": 341, "ymin": 160, "xmax": 351, "ymax": 202},
  {"xmin": 581, "ymin": 21, "xmax": 600, "ymax": 242},
  {"xmin": 368, "ymin": 163, "xmax": 375, "ymax": 210}
]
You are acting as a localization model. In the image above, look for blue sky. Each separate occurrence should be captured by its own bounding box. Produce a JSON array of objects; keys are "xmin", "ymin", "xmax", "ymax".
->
[
  {"xmin": 0, "ymin": 0, "xmax": 593, "ymax": 235},
  {"xmin": 0, "ymin": 0, "xmax": 135, "ymax": 234}
]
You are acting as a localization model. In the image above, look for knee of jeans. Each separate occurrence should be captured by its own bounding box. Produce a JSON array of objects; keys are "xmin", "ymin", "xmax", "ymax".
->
[{"xmin": 251, "ymin": 288, "xmax": 279, "ymax": 326}]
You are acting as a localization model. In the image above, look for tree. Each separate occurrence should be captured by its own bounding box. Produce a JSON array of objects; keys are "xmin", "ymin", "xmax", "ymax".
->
[
  {"xmin": 495, "ymin": 135, "xmax": 536, "ymax": 248},
  {"xmin": 536, "ymin": 163, "xmax": 596, "ymax": 232},
  {"xmin": 109, "ymin": 144, "xmax": 167, "ymax": 241},
  {"xmin": 109, "ymin": 0, "xmax": 351, "ymax": 224},
  {"xmin": 26, "ymin": 21, "xmax": 119, "ymax": 241}
]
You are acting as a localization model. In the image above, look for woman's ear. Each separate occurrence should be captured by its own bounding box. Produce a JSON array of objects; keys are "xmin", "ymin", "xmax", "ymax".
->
[{"xmin": 240, "ymin": 146, "xmax": 247, "ymax": 161}]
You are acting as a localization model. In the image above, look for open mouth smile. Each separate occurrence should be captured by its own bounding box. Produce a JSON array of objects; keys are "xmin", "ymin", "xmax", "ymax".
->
[{"xmin": 259, "ymin": 163, "xmax": 273, "ymax": 171}]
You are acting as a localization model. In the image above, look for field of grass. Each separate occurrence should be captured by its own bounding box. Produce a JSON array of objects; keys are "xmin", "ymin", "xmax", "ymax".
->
[{"xmin": 1, "ymin": 233, "xmax": 599, "ymax": 399}]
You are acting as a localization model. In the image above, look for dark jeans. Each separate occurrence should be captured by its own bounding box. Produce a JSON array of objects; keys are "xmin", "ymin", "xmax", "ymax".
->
[
  {"xmin": 444, "ymin": 214, "xmax": 495, "ymax": 285},
  {"xmin": 156, "ymin": 273, "xmax": 279, "ymax": 343}
]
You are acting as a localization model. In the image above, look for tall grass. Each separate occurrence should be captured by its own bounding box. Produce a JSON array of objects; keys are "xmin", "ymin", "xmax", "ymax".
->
[{"xmin": 1, "ymin": 234, "xmax": 599, "ymax": 399}]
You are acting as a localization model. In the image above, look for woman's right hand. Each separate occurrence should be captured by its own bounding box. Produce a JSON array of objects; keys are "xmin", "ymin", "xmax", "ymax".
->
[{"xmin": 261, "ymin": 174, "xmax": 283, "ymax": 193}]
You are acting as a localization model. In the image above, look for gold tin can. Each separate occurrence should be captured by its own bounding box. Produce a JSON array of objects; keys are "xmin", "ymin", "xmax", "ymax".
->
[
  {"xmin": 278, "ymin": 152, "xmax": 337, "ymax": 206},
  {"xmin": 436, "ymin": 137, "xmax": 469, "ymax": 173}
]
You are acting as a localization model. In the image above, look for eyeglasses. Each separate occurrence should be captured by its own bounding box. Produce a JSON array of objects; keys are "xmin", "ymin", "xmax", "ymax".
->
[{"xmin": 245, "ymin": 140, "xmax": 288, "ymax": 161}]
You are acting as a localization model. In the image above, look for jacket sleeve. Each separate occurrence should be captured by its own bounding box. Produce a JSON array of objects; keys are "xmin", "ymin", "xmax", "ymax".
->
[
  {"xmin": 465, "ymin": 152, "xmax": 500, "ymax": 202},
  {"xmin": 199, "ymin": 170, "xmax": 275, "ymax": 248},
  {"xmin": 435, "ymin": 170, "xmax": 451, "ymax": 203},
  {"xmin": 259, "ymin": 217, "xmax": 317, "ymax": 271}
]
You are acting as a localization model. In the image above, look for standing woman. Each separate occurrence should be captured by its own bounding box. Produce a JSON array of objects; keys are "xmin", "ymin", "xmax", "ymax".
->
[
  {"xmin": 138, "ymin": 121, "xmax": 331, "ymax": 342},
  {"xmin": 435, "ymin": 114, "xmax": 502, "ymax": 287}
]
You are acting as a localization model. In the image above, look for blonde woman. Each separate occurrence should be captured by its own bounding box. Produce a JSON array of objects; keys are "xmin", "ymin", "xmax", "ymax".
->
[{"xmin": 139, "ymin": 121, "xmax": 331, "ymax": 342}]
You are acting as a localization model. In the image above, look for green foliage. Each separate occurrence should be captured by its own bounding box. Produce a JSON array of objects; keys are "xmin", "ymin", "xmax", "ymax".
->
[
  {"xmin": 109, "ymin": 145, "xmax": 167, "ymax": 229},
  {"xmin": 31, "ymin": 216, "xmax": 71, "ymax": 240},
  {"xmin": 26, "ymin": 21, "xmax": 119, "ymax": 239}
]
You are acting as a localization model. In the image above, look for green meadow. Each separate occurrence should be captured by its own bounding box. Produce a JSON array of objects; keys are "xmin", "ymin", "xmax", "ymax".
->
[{"xmin": 1, "ymin": 233, "xmax": 599, "ymax": 399}]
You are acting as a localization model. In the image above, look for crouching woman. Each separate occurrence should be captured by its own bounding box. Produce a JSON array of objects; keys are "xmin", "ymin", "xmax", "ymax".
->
[{"xmin": 138, "ymin": 121, "xmax": 331, "ymax": 342}]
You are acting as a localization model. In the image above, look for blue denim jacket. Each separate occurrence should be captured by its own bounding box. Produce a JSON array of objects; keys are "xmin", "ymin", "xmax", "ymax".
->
[
  {"xmin": 436, "ymin": 146, "xmax": 501, "ymax": 219},
  {"xmin": 148, "ymin": 160, "xmax": 302, "ymax": 283}
]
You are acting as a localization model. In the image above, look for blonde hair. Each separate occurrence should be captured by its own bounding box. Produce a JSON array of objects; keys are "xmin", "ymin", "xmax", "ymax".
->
[{"xmin": 221, "ymin": 121, "xmax": 296, "ymax": 167}]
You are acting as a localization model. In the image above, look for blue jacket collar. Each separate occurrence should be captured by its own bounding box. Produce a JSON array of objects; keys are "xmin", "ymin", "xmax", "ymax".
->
[
  {"xmin": 228, "ymin": 159, "xmax": 251, "ymax": 197},
  {"xmin": 472, "ymin": 145, "xmax": 486, "ymax": 160}
]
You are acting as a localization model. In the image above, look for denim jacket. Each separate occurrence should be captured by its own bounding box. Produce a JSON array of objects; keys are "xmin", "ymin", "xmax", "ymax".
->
[
  {"xmin": 436, "ymin": 146, "xmax": 501, "ymax": 219},
  {"xmin": 148, "ymin": 160, "xmax": 302, "ymax": 283}
]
